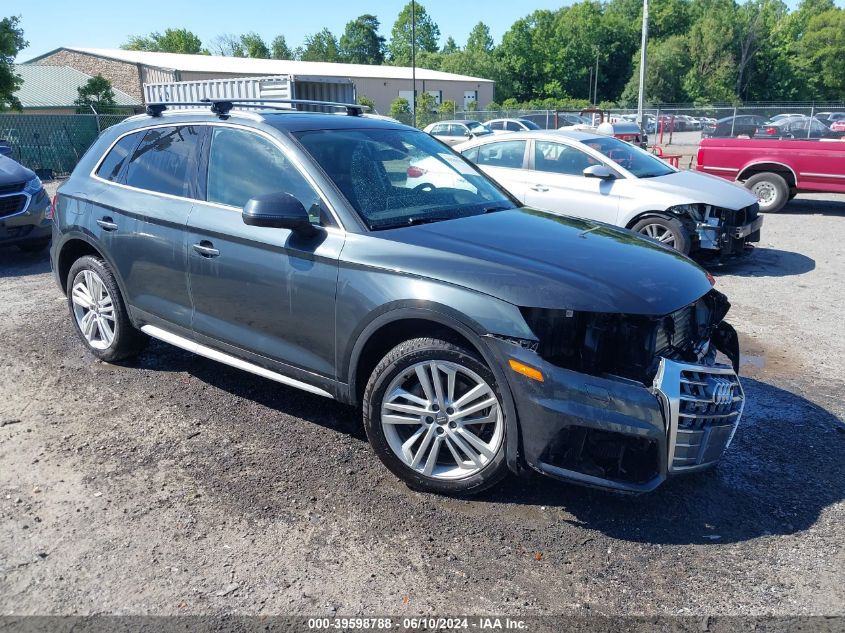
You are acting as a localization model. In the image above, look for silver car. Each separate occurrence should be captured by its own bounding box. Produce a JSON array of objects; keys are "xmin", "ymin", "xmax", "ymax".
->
[{"xmin": 423, "ymin": 120, "xmax": 493, "ymax": 146}]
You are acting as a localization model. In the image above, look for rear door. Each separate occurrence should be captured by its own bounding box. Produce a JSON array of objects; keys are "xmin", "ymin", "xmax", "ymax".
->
[
  {"xmin": 91, "ymin": 124, "xmax": 202, "ymax": 331},
  {"xmin": 522, "ymin": 139, "xmax": 620, "ymax": 224},
  {"xmin": 187, "ymin": 125, "xmax": 343, "ymax": 380},
  {"xmin": 462, "ymin": 139, "xmax": 530, "ymax": 201}
]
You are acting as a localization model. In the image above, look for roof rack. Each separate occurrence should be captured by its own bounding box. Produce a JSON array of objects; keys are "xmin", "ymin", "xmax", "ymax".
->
[{"xmin": 144, "ymin": 98, "xmax": 368, "ymax": 118}]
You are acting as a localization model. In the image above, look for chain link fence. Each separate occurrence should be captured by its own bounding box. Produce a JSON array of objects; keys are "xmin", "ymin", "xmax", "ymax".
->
[{"xmin": 0, "ymin": 113, "xmax": 132, "ymax": 179}]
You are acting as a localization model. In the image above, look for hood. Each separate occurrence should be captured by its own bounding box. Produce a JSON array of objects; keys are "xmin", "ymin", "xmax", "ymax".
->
[
  {"xmin": 0, "ymin": 154, "xmax": 35, "ymax": 184},
  {"xmin": 644, "ymin": 170, "xmax": 757, "ymax": 210},
  {"xmin": 352, "ymin": 209, "xmax": 713, "ymax": 316}
]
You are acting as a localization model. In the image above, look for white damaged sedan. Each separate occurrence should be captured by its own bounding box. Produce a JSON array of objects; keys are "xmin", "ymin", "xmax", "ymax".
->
[{"xmin": 454, "ymin": 130, "xmax": 762, "ymax": 256}]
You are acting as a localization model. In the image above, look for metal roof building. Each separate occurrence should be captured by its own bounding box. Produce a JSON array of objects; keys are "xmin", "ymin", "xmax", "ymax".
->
[
  {"xmin": 12, "ymin": 64, "xmax": 140, "ymax": 113},
  {"xmin": 25, "ymin": 47, "xmax": 495, "ymax": 115}
]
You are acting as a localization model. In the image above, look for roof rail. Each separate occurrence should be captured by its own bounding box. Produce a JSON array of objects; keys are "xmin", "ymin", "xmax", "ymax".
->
[{"xmin": 144, "ymin": 98, "xmax": 368, "ymax": 118}]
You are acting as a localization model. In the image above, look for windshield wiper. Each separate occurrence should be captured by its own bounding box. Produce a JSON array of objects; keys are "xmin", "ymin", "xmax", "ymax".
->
[{"xmin": 482, "ymin": 204, "xmax": 511, "ymax": 213}]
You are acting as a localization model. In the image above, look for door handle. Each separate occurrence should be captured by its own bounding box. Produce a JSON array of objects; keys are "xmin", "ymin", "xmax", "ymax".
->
[
  {"xmin": 192, "ymin": 241, "xmax": 220, "ymax": 258},
  {"xmin": 531, "ymin": 185, "xmax": 549, "ymax": 192},
  {"xmin": 96, "ymin": 217, "xmax": 118, "ymax": 231}
]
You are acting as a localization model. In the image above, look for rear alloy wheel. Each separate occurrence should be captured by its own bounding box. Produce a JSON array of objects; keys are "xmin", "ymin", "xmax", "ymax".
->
[
  {"xmin": 632, "ymin": 215, "xmax": 691, "ymax": 254},
  {"xmin": 67, "ymin": 255, "xmax": 147, "ymax": 362},
  {"xmin": 745, "ymin": 172, "xmax": 789, "ymax": 213},
  {"xmin": 363, "ymin": 338, "xmax": 508, "ymax": 495}
]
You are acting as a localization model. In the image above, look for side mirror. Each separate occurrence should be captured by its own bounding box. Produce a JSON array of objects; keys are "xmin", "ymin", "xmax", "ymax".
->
[
  {"xmin": 464, "ymin": 129, "xmax": 473, "ymax": 137},
  {"xmin": 242, "ymin": 192, "xmax": 316, "ymax": 236},
  {"xmin": 583, "ymin": 165, "xmax": 615, "ymax": 180}
]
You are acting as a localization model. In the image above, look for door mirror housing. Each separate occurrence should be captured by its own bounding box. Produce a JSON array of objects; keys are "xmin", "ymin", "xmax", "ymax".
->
[
  {"xmin": 583, "ymin": 164, "xmax": 616, "ymax": 180},
  {"xmin": 242, "ymin": 192, "xmax": 316, "ymax": 236}
]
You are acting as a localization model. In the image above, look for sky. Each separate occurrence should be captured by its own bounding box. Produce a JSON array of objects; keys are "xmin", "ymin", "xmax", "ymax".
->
[{"xmin": 7, "ymin": 0, "xmax": 838, "ymax": 62}]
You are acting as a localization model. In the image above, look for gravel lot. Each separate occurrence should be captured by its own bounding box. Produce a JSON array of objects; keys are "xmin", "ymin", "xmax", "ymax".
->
[{"xmin": 1, "ymin": 181, "xmax": 843, "ymax": 617}]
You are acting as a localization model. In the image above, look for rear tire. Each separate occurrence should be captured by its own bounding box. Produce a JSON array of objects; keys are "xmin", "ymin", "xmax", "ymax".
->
[
  {"xmin": 67, "ymin": 255, "xmax": 147, "ymax": 362},
  {"xmin": 632, "ymin": 215, "xmax": 691, "ymax": 254},
  {"xmin": 745, "ymin": 172, "xmax": 789, "ymax": 213},
  {"xmin": 362, "ymin": 337, "xmax": 509, "ymax": 495}
]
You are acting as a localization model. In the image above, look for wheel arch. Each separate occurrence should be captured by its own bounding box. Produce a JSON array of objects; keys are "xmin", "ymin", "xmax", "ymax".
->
[
  {"xmin": 624, "ymin": 210, "xmax": 672, "ymax": 230},
  {"xmin": 736, "ymin": 162, "xmax": 797, "ymax": 188},
  {"xmin": 56, "ymin": 235, "xmax": 131, "ymax": 308}
]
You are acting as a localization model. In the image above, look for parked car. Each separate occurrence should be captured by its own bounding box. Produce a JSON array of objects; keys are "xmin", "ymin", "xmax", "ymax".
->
[
  {"xmin": 831, "ymin": 120, "xmax": 845, "ymax": 133},
  {"xmin": 815, "ymin": 112, "xmax": 845, "ymax": 127},
  {"xmin": 678, "ymin": 115, "xmax": 701, "ymax": 131},
  {"xmin": 702, "ymin": 115, "xmax": 767, "ymax": 138},
  {"xmin": 51, "ymin": 99, "xmax": 747, "ymax": 495},
  {"xmin": 755, "ymin": 117, "xmax": 840, "ymax": 140},
  {"xmin": 556, "ymin": 113, "xmax": 591, "ymax": 127},
  {"xmin": 0, "ymin": 154, "xmax": 52, "ymax": 252},
  {"xmin": 485, "ymin": 118, "xmax": 541, "ymax": 134},
  {"xmin": 423, "ymin": 120, "xmax": 493, "ymax": 146},
  {"xmin": 697, "ymin": 136, "xmax": 845, "ymax": 212},
  {"xmin": 455, "ymin": 130, "xmax": 761, "ymax": 257},
  {"xmin": 770, "ymin": 113, "xmax": 806, "ymax": 122}
]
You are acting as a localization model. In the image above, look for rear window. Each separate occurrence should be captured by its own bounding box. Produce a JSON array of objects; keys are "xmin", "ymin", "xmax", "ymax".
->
[
  {"xmin": 124, "ymin": 126, "xmax": 202, "ymax": 198},
  {"xmin": 96, "ymin": 132, "xmax": 142, "ymax": 183}
]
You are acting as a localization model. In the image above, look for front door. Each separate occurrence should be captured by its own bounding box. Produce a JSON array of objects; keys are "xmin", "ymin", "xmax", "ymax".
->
[
  {"xmin": 187, "ymin": 125, "xmax": 343, "ymax": 380},
  {"xmin": 465, "ymin": 139, "xmax": 530, "ymax": 202},
  {"xmin": 522, "ymin": 139, "xmax": 620, "ymax": 225}
]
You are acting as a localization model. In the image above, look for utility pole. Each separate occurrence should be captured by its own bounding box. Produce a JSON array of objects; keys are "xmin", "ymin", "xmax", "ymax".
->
[
  {"xmin": 593, "ymin": 47, "xmax": 599, "ymax": 105},
  {"xmin": 411, "ymin": 0, "xmax": 417, "ymax": 128},
  {"xmin": 636, "ymin": 0, "xmax": 649, "ymax": 135}
]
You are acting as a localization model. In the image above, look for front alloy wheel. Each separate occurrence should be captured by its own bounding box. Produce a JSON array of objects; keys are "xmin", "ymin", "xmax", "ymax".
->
[
  {"xmin": 381, "ymin": 360, "xmax": 504, "ymax": 480},
  {"xmin": 363, "ymin": 337, "xmax": 509, "ymax": 495}
]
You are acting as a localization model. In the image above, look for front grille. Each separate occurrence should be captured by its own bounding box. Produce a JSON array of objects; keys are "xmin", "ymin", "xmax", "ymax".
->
[
  {"xmin": 654, "ymin": 359, "xmax": 745, "ymax": 472},
  {"xmin": 0, "ymin": 194, "xmax": 26, "ymax": 219},
  {"xmin": 655, "ymin": 304, "xmax": 696, "ymax": 357},
  {"xmin": 0, "ymin": 181, "xmax": 25, "ymax": 195}
]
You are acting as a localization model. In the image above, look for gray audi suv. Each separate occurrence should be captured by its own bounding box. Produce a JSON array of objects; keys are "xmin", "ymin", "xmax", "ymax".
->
[{"xmin": 51, "ymin": 100, "xmax": 746, "ymax": 495}]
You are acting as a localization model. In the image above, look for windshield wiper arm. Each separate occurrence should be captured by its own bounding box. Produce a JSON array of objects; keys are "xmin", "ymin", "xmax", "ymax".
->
[{"xmin": 482, "ymin": 204, "xmax": 511, "ymax": 213}]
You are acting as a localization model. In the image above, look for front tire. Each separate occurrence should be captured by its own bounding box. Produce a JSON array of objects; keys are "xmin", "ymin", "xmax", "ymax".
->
[
  {"xmin": 67, "ymin": 255, "xmax": 147, "ymax": 362},
  {"xmin": 632, "ymin": 215, "xmax": 691, "ymax": 254},
  {"xmin": 745, "ymin": 172, "xmax": 789, "ymax": 213},
  {"xmin": 362, "ymin": 338, "xmax": 509, "ymax": 495}
]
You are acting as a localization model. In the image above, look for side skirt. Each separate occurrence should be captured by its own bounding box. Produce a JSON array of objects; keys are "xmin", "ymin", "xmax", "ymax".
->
[{"xmin": 140, "ymin": 325, "xmax": 334, "ymax": 400}]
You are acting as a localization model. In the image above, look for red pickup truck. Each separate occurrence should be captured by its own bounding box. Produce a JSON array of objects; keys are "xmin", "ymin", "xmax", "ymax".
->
[{"xmin": 696, "ymin": 137, "xmax": 845, "ymax": 213}]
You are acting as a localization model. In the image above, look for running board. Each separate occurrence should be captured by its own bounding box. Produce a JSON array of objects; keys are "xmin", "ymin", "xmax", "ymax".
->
[{"xmin": 140, "ymin": 325, "xmax": 334, "ymax": 399}]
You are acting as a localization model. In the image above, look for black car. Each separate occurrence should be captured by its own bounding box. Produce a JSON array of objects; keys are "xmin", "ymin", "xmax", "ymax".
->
[
  {"xmin": 0, "ymin": 154, "xmax": 52, "ymax": 252},
  {"xmin": 50, "ymin": 99, "xmax": 746, "ymax": 495},
  {"xmin": 756, "ymin": 117, "xmax": 841, "ymax": 140},
  {"xmin": 702, "ymin": 115, "xmax": 767, "ymax": 138}
]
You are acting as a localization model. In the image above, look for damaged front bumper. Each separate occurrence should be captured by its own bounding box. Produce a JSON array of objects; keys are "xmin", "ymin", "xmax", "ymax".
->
[
  {"xmin": 489, "ymin": 339, "xmax": 745, "ymax": 493},
  {"xmin": 695, "ymin": 204, "xmax": 763, "ymax": 256}
]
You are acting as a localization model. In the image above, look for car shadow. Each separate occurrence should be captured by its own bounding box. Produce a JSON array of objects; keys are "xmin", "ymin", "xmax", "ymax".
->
[
  {"xmin": 0, "ymin": 246, "xmax": 51, "ymax": 277},
  {"xmin": 706, "ymin": 247, "xmax": 815, "ymax": 278},
  {"xmin": 477, "ymin": 377, "xmax": 844, "ymax": 545},
  {"xmin": 783, "ymin": 196, "xmax": 845, "ymax": 216},
  {"xmin": 126, "ymin": 340, "xmax": 843, "ymax": 546}
]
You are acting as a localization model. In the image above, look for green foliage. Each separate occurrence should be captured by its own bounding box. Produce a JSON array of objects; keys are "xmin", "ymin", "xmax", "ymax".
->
[
  {"xmin": 388, "ymin": 1, "xmax": 441, "ymax": 65},
  {"xmin": 122, "ymin": 28, "xmax": 203, "ymax": 54},
  {"xmin": 438, "ymin": 99, "xmax": 457, "ymax": 117},
  {"xmin": 209, "ymin": 34, "xmax": 244, "ymax": 57},
  {"xmin": 270, "ymin": 35, "xmax": 292, "ymax": 60},
  {"xmin": 74, "ymin": 74, "xmax": 117, "ymax": 113},
  {"xmin": 356, "ymin": 95, "xmax": 377, "ymax": 111},
  {"xmin": 340, "ymin": 15, "xmax": 386, "ymax": 64},
  {"xmin": 441, "ymin": 36, "xmax": 459, "ymax": 55},
  {"xmin": 240, "ymin": 33, "xmax": 270, "ymax": 59},
  {"xmin": 466, "ymin": 22, "xmax": 494, "ymax": 54},
  {"xmin": 299, "ymin": 28, "xmax": 340, "ymax": 62},
  {"xmin": 0, "ymin": 15, "xmax": 27, "ymax": 111},
  {"xmin": 415, "ymin": 91, "xmax": 438, "ymax": 128},
  {"xmin": 388, "ymin": 96, "xmax": 412, "ymax": 125},
  {"xmin": 800, "ymin": 8, "xmax": 845, "ymax": 100}
]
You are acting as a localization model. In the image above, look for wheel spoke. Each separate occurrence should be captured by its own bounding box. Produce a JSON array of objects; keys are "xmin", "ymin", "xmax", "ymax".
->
[
  {"xmin": 452, "ymin": 397, "xmax": 497, "ymax": 421},
  {"xmin": 71, "ymin": 284, "xmax": 95, "ymax": 310},
  {"xmin": 410, "ymin": 425, "xmax": 437, "ymax": 469},
  {"xmin": 382, "ymin": 414, "xmax": 424, "ymax": 425},
  {"xmin": 444, "ymin": 436, "xmax": 469, "ymax": 468},
  {"xmin": 80, "ymin": 311, "xmax": 98, "ymax": 340},
  {"xmin": 423, "ymin": 436, "xmax": 444, "ymax": 476},
  {"xmin": 98, "ymin": 316, "xmax": 114, "ymax": 344},
  {"xmin": 448, "ymin": 431, "xmax": 483, "ymax": 468},
  {"xmin": 456, "ymin": 427, "xmax": 495, "ymax": 460},
  {"xmin": 414, "ymin": 365, "xmax": 436, "ymax": 405},
  {"xmin": 430, "ymin": 362, "xmax": 446, "ymax": 407},
  {"xmin": 391, "ymin": 388, "xmax": 429, "ymax": 408},
  {"xmin": 451, "ymin": 382, "xmax": 490, "ymax": 410},
  {"xmin": 383, "ymin": 401, "xmax": 429, "ymax": 416},
  {"xmin": 400, "ymin": 425, "xmax": 427, "ymax": 461}
]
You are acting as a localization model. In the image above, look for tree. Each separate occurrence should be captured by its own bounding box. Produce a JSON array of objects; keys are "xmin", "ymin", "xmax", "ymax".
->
[
  {"xmin": 465, "ymin": 22, "xmax": 494, "ymax": 54},
  {"xmin": 1, "ymin": 16, "xmax": 27, "ymax": 111},
  {"xmin": 299, "ymin": 28, "xmax": 340, "ymax": 62},
  {"xmin": 682, "ymin": 1, "xmax": 739, "ymax": 102},
  {"xmin": 388, "ymin": 1, "xmax": 441, "ymax": 65},
  {"xmin": 339, "ymin": 15, "xmax": 385, "ymax": 64},
  {"xmin": 357, "ymin": 95, "xmax": 376, "ymax": 111},
  {"xmin": 122, "ymin": 28, "xmax": 203, "ymax": 54},
  {"xmin": 270, "ymin": 35, "xmax": 292, "ymax": 60},
  {"xmin": 240, "ymin": 32, "xmax": 270, "ymax": 59},
  {"xmin": 800, "ymin": 8, "xmax": 845, "ymax": 99},
  {"xmin": 620, "ymin": 35, "xmax": 690, "ymax": 104},
  {"xmin": 74, "ymin": 74, "xmax": 117, "ymax": 113},
  {"xmin": 388, "ymin": 96, "xmax": 412, "ymax": 125},
  {"xmin": 209, "ymin": 34, "xmax": 245, "ymax": 57},
  {"xmin": 415, "ymin": 91, "xmax": 438, "ymax": 128},
  {"xmin": 441, "ymin": 36, "xmax": 459, "ymax": 54}
]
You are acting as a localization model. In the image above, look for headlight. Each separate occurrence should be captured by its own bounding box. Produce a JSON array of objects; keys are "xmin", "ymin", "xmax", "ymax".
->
[
  {"xmin": 23, "ymin": 176, "xmax": 43, "ymax": 196},
  {"xmin": 667, "ymin": 204, "xmax": 703, "ymax": 221}
]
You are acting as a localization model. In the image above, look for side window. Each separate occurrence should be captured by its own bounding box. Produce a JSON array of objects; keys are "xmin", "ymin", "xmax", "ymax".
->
[
  {"xmin": 488, "ymin": 121, "xmax": 502, "ymax": 131},
  {"xmin": 461, "ymin": 146, "xmax": 479, "ymax": 162},
  {"xmin": 124, "ymin": 126, "xmax": 202, "ymax": 197},
  {"xmin": 431, "ymin": 124, "xmax": 446, "ymax": 136},
  {"xmin": 534, "ymin": 141, "xmax": 597, "ymax": 176},
  {"xmin": 446, "ymin": 124, "xmax": 462, "ymax": 137},
  {"xmin": 96, "ymin": 132, "xmax": 143, "ymax": 183},
  {"xmin": 206, "ymin": 127, "xmax": 323, "ymax": 224},
  {"xmin": 505, "ymin": 121, "xmax": 520, "ymax": 132},
  {"xmin": 475, "ymin": 140, "xmax": 526, "ymax": 169}
]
